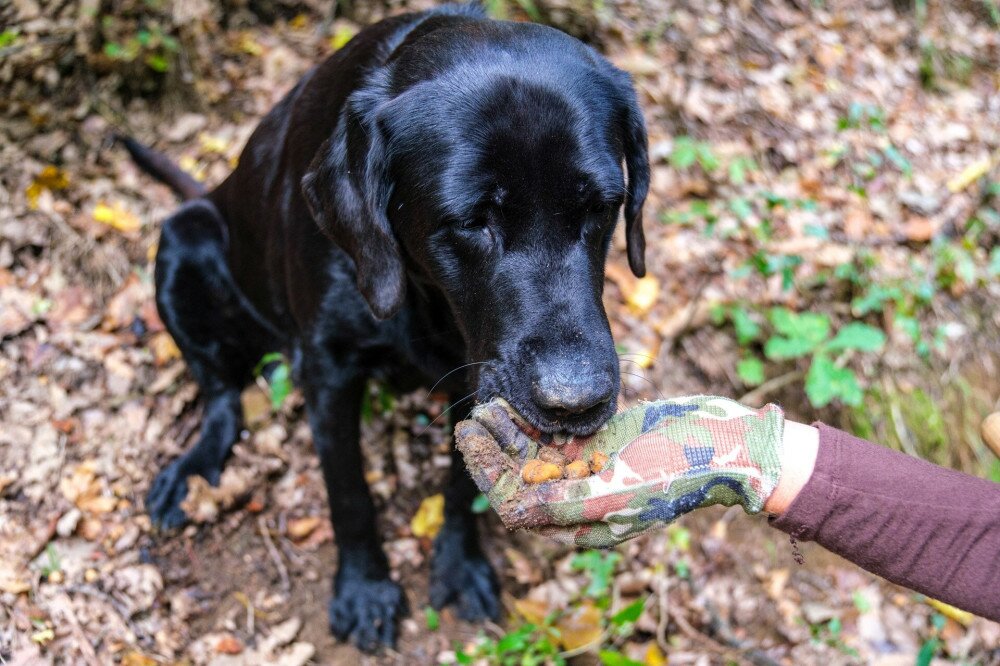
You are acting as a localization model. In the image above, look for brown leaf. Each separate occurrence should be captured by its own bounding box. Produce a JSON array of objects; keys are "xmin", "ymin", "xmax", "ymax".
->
[
  {"xmin": 555, "ymin": 600, "xmax": 603, "ymax": 650},
  {"xmin": 215, "ymin": 635, "xmax": 244, "ymax": 655},
  {"xmin": 903, "ymin": 216, "xmax": 938, "ymax": 242},
  {"xmin": 286, "ymin": 516, "xmax": 321, "ymax": 541}
]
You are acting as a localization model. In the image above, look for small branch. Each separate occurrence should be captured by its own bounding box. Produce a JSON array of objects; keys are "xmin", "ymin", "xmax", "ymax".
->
[
  {"xmin": 257, "ymin": 516, "xmax": 290, "ymax": 595},
  {"xmin": 739, "ymin": 370, "xmax": 803, "ymax": 406}
]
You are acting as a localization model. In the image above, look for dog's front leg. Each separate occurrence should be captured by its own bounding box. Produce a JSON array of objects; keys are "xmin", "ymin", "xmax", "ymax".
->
[
  {"xmin": 303, "ymin": 364, "xmax": 406, "ymax": 652},
  {"xmin": 429, "ymin": 393, "xmax": 501, "ymax": 621}
]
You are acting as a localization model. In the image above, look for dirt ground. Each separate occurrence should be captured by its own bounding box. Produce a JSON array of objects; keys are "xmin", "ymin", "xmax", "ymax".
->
[{"xmin": 2, "ymin": 0, "xmax": 1000, "ymax": 664}]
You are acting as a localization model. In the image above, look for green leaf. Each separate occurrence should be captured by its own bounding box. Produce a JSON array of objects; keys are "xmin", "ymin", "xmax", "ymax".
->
[
  {"xmin": 267, "ymin": 362, "xmax": 292, "ymax": 410},
  {"xmin": 571, "ymin": 550, "xmax": 621, "ymax": 599},
  {"xmin": 730, "ymin": 307, "xmax": 760, "ymax": 345},
  {"xmin": 893, "ymin": 314, "xmax": 921, "ymax": 343},
  {"xmin": 0, "ymin": 28, "xmax": 21, "ymax": 48},
  {"xmin": 988, "ymin": 247, "xmax": 1000, "ymax": 277},
  {"xmin": 145, "ymin": 53, "xmax": 170, "ymax": 72},
  {"xmin": 805, "ymin": 355, "xmax": 864, "ymax": 408},
  {"xmin": 610, "ymin": 598, "xmax": 645, "ymax": 626},
  {"xmin": 729, "ymin": 197, "xmax": 753, "ymax": 221},
  {"xmin": 471, "ymin": 493, "xmax": 490, "ymax": 514},
  {"xmin": 852, "ymin": 591, "xmax": 872, "ymax": 613},
  {"xmin": 696, "ymin": 143, "xmax": 720, "ymax": 171},
  {"xmin": 916, "ymin": 637, "xmax": 940, "ymax": 666},
  {"xmin": 769, "ymin": 308, "xmax": 831, "ymax": 346},
  {"xmin": 670, "ymin": 137, "xmax": 697, "ymax": 170},
  {"xmin": 883, "ymin": 145, "xmax": 912, "ymax": 177},
  {"xmin": 765, "ymin": 336, "xmax": 816, "ymax": 360},
  {"xmin": 737, "ymin": 357, "xmax": 765, "ymax": 386},
  {"xmin": 599, "ymin": 650, "xmax": 643, "ymax": 666},
  {"xmin": 425, "ymin": 606, "xmax": 440, "ymax": 631},
  {"xmin": 826, "ymin": 322, "xmax": 886, "ymax": 353}
]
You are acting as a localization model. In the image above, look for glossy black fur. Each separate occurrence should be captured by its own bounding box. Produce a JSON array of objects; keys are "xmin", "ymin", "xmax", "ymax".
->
[{"xmin": 132, "ymin": 3, "xmax": 648, "ymax": 652}]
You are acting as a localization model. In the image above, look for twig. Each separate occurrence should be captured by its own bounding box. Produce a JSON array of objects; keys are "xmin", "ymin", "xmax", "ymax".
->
[
  {"xmin": 257, "ymin": 516, "xmax": 291, "ymax": 595},
  {"xmin": 739, "ymin": 370, "xmax": 803, "ymax": 406},
  {"xmin": 53, "ymin": 594, "xmax": 101, "ymax": 666}
]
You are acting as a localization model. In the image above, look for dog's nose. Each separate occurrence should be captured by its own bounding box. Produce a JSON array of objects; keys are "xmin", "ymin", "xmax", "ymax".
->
[{"xmin": 531, "ymin": 364, "xmax": 614, "ymax": 417}]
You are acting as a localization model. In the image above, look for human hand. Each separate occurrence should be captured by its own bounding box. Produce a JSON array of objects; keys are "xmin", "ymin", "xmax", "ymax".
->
[{"xmin": 455, "ymin": 396, "xmax": 785, "ymax": 547}]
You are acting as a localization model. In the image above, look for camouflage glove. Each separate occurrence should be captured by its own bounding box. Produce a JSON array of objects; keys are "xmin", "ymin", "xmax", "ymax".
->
[{"xmin": 455, "ymin": 397, "xmax": 784, "ymax": 548}]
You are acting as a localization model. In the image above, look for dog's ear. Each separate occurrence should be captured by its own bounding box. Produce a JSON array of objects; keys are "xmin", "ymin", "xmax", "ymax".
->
[
  {"xmin": 301, "ymin": 92, "xmax": 406, "ymax": 320},
  {"xmin": 618, "ymin": 82, "xmax": 649, "ymax": 278}
]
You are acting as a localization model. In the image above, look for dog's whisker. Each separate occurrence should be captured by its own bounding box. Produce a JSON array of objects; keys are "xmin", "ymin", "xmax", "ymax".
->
[
  {"xmin": 418, "ymin": 389, "xmax": 479, "ymax": 437},
  {"xmin": 619, "ymin": 370, "xmax": 664, "ymax": 400},
  {"xmin": 427, "ymin": 361, "xmax": 491, "ymax": 397}
]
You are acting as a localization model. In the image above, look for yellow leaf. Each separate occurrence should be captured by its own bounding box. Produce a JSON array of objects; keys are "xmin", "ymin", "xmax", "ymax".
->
[
  {"xmin": 555, "ymin": 600, "xmax": 603, "ymax": 650},
  {"xmin": 120, "ymin": 652, "xmax": 158, "ymax": 666},
  {"xmin": 330, "ymin": 24, "xmax": 358, "ymax": 51},
  {"xmin": 199, "ymin": 133, "xmax": 230, "ymax": 155},
  {"xmin": 26, "ymin": 165, "xmax": 69, "ymax": 209},
  {"xmin": 93, "ymin": 202, "xmax": 141, "ymax": 233},
  {"xmin": 289, "ymin": 13, "xmax": 309, "ymax": 30},
  {"xmin": 644, "ymin": 642, "xmax": 667, "ymax": 666},
  {"xmin": 410, "ymin": 493, "xmax": 445, "ymax": 538},
  {"xmin": 627, "ymin": 276, "xmax": 660, "ymax": 315},
  {"xmin": 514, "ymin": 597, "xmax": 552, "ymax": 625},
  {"xmin": 925, "ymin": 598, "xmax": 974, "ymax": 626},
  {"xmin": 149, "ymin": 331, "xmax": 181, "ymax": 366},
  {"xmin": 947, "ymin": 157, "xmax": 991, "ymax": 193},
  {"xmin": 237, "ymin": 32, "xmax": 263, "ymax": 56},
  {"xmin": 31, "ymin": 628, "xmax": 55, "ymax": 644}
]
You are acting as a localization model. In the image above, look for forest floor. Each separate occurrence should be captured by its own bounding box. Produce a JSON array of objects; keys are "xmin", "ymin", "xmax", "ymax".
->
[{"xmin": 2, "ymin": 0, "xmax": 1000, "ymax": 664}]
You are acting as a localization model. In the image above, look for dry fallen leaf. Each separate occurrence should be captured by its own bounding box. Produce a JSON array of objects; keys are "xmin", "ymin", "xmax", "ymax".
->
[
  {"xmin": 148, "ymin": 331, "xmax": 181, "ymax": 366},
  {"xmin": 555, "ymin": 600, "xmax": 603, "ymax": 650},
  {"xmin": 514, "ymin": 597, "xmax": 552, "ymax": 626},
  {"xmin": 286, "ymin": 516, "xmax": 321, "ymax": 541},
  {"xmin": 410, "ymin": 493, "xmax": 445, "ymax": 538},
  {"xmin": 947, "ymin": 157, "xmax": 991, "ymax": 193},
  {"xmin": 215, "ymin": 635, "xmax": 244, "ymax": 655},
  {"xmin": 93, "ymin": 202, "xmax": 142, "ymax": 233},
  {"xmin": 26, "ymin": 165, "xmax": 69, "ymax": 209}
]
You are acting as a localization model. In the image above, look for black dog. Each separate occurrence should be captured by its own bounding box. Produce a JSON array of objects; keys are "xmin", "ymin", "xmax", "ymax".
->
[{"xmin": 123, "ymin": 2, "xmax": 648, "ymax": 652}]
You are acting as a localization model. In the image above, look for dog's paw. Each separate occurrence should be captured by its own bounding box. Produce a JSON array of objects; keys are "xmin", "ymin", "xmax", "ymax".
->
[
  {"xmin": 329, "ymin": 575, "xmax": 407, "ymax": 651},
  {"xmin": 146, "ymin": 458, "xmax": 209, "ymax": 530},
  {"xmin": 429, "ymin": 529, "xmax": 500, "ymax": 622}
]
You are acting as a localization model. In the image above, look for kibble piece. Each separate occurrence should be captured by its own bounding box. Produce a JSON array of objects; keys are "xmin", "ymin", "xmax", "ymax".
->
[
  {"xmin": 537, "ymin": 446, "xmax": 567, "ymax": 467},
  {"xmin": 590, "ymin": 451, "xmax": 610, "ymax": 473},
  {"xmin": 522, "ymin": 459, "xmax": 564, "ymax": 484},
  {"xmin": 564, "ymin": 460, "xmax": 591, "ymax": 479}
]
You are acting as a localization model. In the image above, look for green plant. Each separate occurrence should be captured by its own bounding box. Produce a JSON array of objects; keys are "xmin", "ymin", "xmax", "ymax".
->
[
  {"xmin": 454, "ymin": 550, "xmax": 648, "ymax": 665},
  {"xmin": 808, "ymin": 616, "xmax": 860, "ymax": 658},
  {"xmin": 254, "ymin": 353, "xmax": 293, "ymax": 411},
  {"xmin": 669, "ymin": 137, "xmax": 719, "ymax": 172},
  {"xmin": 101, "ymin": 22, "xmax": 180, "ymax": 73},
  {"xmin": 40, "ymin": 543, "xmax": 61, "ymax": 578},
  {"xmin": 0, "ymin": 28, "xmax": 21, "ymax": 49},
  {"xmin": 716, "ymin": 305, "xmax": 886, "ymax": 407}
]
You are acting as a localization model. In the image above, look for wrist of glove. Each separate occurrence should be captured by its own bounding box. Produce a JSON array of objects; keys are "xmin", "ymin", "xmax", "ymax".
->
[{"xmin": 455, "ymin": 396, "xmax": 784, "ymax": 548}]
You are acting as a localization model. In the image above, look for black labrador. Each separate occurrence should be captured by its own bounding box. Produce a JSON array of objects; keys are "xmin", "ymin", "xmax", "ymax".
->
[{"xmin": 123, "ymin": 2, "xmax": 648, "ymax": 652}]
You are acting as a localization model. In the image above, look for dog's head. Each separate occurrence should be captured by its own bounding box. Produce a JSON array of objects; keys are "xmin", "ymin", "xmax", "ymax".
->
[{"xmin": 303, "ymin": 19, "xmax": 648, "ymax": 434}]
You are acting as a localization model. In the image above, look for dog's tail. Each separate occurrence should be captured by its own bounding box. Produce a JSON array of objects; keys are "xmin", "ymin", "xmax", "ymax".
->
[{"xmin": 115, "ymin": 134, "xmax": 207, "ymax": 201}]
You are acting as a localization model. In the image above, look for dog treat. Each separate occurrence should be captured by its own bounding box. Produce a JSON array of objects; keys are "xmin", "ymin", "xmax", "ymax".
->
[
  {"xmin": 563, "ymin": 460, "xmax": 591, "ymax": 479},
  {"xmin": 537, "ymin": 446, "xmax": 567, "ymax": 467},
  {"xmin": 521, "ymin": 459, "xmax": 564, "ymax": 484},
  {"xmin": 590, "ymin": 451, "xmax": 609, "ymax": 473}
]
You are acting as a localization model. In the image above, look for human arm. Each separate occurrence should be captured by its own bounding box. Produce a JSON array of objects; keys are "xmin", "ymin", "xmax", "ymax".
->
[{"xmin": 456, "ymin": 398, "xmax": 1000, "ymax": 621}]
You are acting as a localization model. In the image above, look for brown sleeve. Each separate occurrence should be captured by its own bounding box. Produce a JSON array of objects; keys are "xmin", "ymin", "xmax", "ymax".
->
[{"xmin": 769, "ymin": 423, "xmax": 1000, "ymax": 622}]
